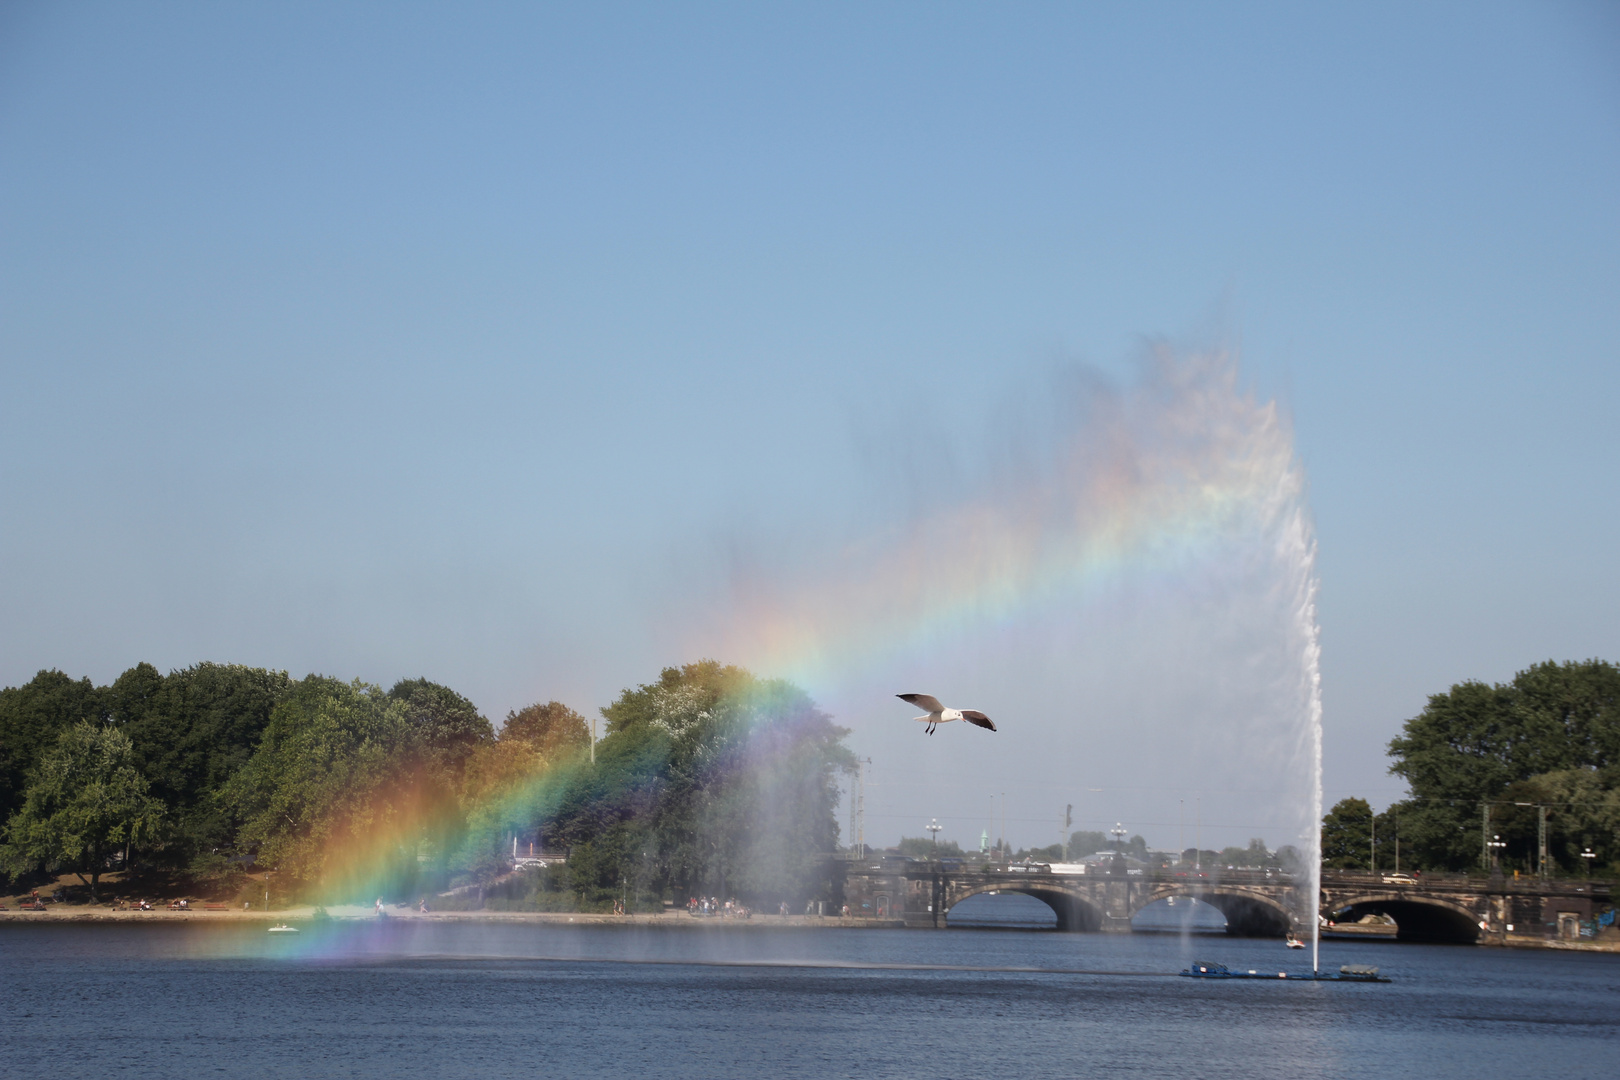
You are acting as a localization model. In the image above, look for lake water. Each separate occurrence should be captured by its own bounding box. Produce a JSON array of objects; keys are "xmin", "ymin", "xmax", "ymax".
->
[{"xmin": 2, "ymin": 915, "xmax": 1615, "ymax": 1079}]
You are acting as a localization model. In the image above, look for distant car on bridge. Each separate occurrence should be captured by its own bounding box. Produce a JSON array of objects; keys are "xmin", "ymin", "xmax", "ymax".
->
[{"xmin": 1381, "ymin": 873, "xmax": 1418, "ymax": 885}]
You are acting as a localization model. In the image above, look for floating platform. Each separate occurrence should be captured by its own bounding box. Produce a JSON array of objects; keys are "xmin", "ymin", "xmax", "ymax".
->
[{"xmin": 1182, "ymin": 962, "xmax": 1388, "ymax": 982}]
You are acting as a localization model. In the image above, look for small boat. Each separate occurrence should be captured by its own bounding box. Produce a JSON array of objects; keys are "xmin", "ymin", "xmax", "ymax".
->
[
  {"xmin": 267, "ymin": 923, "xmax": 299, "ymax": 933},
  {"xmin": 1285, "ymin": 935, "xmax": 1306, "ymax": 949}
]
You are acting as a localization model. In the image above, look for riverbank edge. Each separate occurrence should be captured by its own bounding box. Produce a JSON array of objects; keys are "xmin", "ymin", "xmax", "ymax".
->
[
  {"xmin": 3, "ymin": 907, "xmax": 1618, "ymax": 951},
  {"xmin": 0, "ymin": 907, "xmax": 903, "ymax": 930}
]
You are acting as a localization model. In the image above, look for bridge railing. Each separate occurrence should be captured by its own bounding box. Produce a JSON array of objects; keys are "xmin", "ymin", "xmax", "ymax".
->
[
  {"xmin": 1318, "ymin": 869, "xmax": 1612, "ymax": 895},
  {"xmin": 855, "ymin": 860, "xmax": 1611, "ymax": 898}
]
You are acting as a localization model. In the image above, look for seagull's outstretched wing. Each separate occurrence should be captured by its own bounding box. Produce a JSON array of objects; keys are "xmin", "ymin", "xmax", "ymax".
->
[
  {"xmin": 961, "ymin": 710, "xmax": 997, "ymax": 732},
  {"xmin": 897, "ymin": 693, "xmax": 945, "ymax": 713}
]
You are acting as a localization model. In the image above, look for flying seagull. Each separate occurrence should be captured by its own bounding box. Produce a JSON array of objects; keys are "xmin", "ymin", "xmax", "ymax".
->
[{"xmin": 897, "ymin": 694, "xmax": 997, "ymax": 735}]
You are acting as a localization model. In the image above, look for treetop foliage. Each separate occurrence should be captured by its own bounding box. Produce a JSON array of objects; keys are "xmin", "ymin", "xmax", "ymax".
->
[
  {"xmin": 1360, "ymin": 658, "xmax": 1620, "ymax": 873},
  {"xmin": 1321, "ymin": 798, "xmax": 1373, "ymax": 870},
  {"xmin": 1388, "ymin": 659, "xmax": 1620, "ymax": 801},
  {"xmin": 0, "ymin": 669, "xmax": 105, "ymax": 827},
  {"xmin": 501, "ymin": 701, "xmax": 589, "ymax": 757}
]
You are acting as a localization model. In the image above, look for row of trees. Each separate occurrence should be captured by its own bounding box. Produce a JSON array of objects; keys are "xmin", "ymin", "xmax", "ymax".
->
[
  {"xmin": 0, "ymin": 659, "xmax": 854, "ymax": 907},
  {"xmin": 1324, "ymin": 659, "xmax": 1619, "ymax": 874}
]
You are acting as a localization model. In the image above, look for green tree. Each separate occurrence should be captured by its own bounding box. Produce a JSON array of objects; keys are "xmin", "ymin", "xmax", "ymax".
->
[
  {"xmin": 388, "ymin": 678, "xmax": 494, "ymax": 778},
  {"xmin": 1274, "ymin": 844, "xmax": 1306, "ymax": 875},
  {"xmin": 1384, "ymin": 659, "xmax": 1620, "ymax": 870},
  {"xmin": 0, "ymin": 669, "xmax": 106, "ymax": 831},
  {"xmin": 0, "ymin": 721, "xmax": 164, "ymax": 900},
  {"xmin": 1487, "ymin": 770, "xmax": 1620, "ymax": 876},
  {"xmin": 1065, "ymin": 830, "xmax": 1109, "ymax": 859},
  {"xmin": 388, "ymin": 678, "xmax": 495, "ymax": 881},
  {"xmin": 1521, "ymin": 768, "xmax": 1620, "ymax": 875},
  {"xmin": 220, "ymin": 675, "xmax": 497, "ymax": 901},
  {"xmin": 1215, "ymin": 838, "xmax": 1274, "ymax": 869},
  {"xmin": 450, "ymin": 703, "xmax": 593, "ymax": 884},
  {"xmin": 546, "ymin": 661, "xmax": 853, "ymax": 909},
  {"xmin": 118, "ymin": 662, "xmax": 293, "ymax": 873},
  {"xmin": 898, "ymin": 836, "xmax": 966, "ymax": 859},
  {"xmin": 219, "ymin": 676, "xmax": 416, "ymax": 897},
  {"xmin": 502, "ymin": 701, "xmax": 590, "ymax": 758},
  {"xmin": 1321, "ymin": 797, "xmax": 1373, "ymax": 870}
]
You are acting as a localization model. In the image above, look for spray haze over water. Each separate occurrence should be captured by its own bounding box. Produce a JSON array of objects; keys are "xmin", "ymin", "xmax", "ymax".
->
[{"xmin": 688, "ymin": 344, "xmax": 1324, "ymax": 936}]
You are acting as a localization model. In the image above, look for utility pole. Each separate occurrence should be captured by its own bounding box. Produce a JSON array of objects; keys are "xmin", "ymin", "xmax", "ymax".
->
[
  {"xmin": 848, "ymin": 775, "xmax": 856, "ymax": 855},
  {"xmin": 1538, "ymin": 805, "xmax": 1548, "ymax": 880},
  {"xmin": 856, "ymin": 758, "xmax": 869, "ymax": 859},
  {"xmin": 1062, "ymin": 804, "xmax": 1073, "ymax": 857}
]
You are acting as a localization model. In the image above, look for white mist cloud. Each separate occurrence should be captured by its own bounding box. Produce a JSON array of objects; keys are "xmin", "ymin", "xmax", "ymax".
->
[{"xmin": 674, "ymin": 345, "xmax": 1323, "ymax": 878}]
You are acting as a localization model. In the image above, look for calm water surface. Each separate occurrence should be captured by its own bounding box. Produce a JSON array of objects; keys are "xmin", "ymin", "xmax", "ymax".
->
[{"xmin": 2, "ymin": 917, "xmax": 1615, "ymax": 1078}]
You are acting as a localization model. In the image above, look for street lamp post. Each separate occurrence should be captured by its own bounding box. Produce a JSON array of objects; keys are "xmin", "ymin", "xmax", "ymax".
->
[
  {"xmin": 1581, "ymin": 848, "xmax": 1596, "ymax": 878},
  {"xmin": 1488, "ymin": 834, "xmax": 1506, "ymax": 876},
  {"xmin": 926, "ymin": 818, "xmax": 943, "ymax": 856}
]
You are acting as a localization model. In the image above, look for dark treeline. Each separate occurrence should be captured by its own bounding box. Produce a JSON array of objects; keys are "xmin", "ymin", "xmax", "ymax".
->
[
  {"xmin": 1324, "ymin": 659, "xmax": 1620, "ymax": 875},
  {"xmin": 0, "ymin": 659, "xmax": 853, "ymax": 908}
]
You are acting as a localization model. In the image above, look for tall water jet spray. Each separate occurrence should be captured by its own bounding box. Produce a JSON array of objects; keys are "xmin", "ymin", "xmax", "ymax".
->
[{"xmin": 1279, "ymin": 498, "xmax": 1325, "ymax": 972}]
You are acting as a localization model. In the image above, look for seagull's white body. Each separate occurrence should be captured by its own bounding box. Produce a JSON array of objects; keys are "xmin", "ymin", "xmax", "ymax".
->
[{"xmin": 896, "ymin": 693, "xmax": 997, "ymax": 735}]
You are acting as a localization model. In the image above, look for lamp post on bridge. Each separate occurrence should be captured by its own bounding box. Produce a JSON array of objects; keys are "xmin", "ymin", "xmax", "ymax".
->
[
  {"xmin": 1581, "ymin": 848, "xmax": 1595, "ymax": 878},
  {"xmin": 926, "ymin": 818, "xmax": 942, "ymax": 856},
  {"xmin": 1488, "ymin": 834, "xmax": 1506, "ymax": 880}
]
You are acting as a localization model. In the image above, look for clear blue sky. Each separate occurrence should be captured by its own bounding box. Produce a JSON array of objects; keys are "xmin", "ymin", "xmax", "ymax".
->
[{"xmin": 3, "ymin": 2, "xmax": 1616, "ymax": 851}]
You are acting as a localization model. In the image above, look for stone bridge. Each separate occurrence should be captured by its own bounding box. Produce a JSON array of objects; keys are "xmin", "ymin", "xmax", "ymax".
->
[
  {"xmin": 838, "ymin": 858, "xmax": 1612, "ymax": 943},
  {"xmin": 1318, "ymin": 870, "xmax": 1610, "ymax": 943}
]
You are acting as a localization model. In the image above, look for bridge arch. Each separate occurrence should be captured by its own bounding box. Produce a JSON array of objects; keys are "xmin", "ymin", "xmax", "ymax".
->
[
  {"xmin": 1329, "ymin": 892, "xmax": 1482, "ymax": 944},
  {"xmin": 944, "ymin": 884, "xmax": 1103, "ymax": 932},
  {"xmin": 1142, "ymin": 886, "xmax": 1296, "ymax": 937}
]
